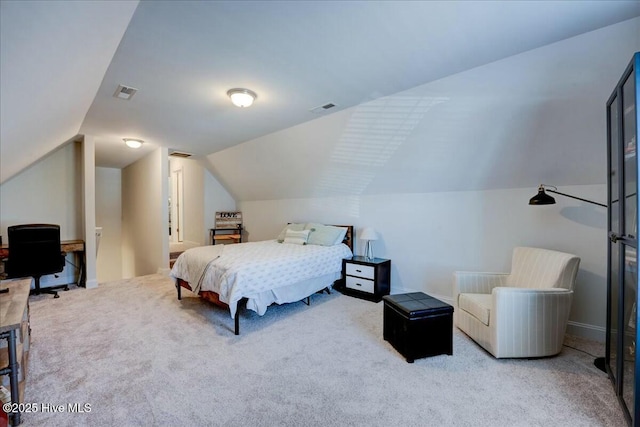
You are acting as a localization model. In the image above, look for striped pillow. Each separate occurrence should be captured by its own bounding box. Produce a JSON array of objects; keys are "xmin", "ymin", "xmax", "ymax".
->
[
  {"xmin": 283, "ymin": 229, "xmax": 310, "ymax": 245},
  {"xmin": 276, "ymin": 223, "xmax": 305, "ymax": 242}
]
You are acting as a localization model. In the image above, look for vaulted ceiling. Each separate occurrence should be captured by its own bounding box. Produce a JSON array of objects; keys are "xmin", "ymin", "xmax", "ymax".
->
[{"xmin": 2, "ymin": 1, "xmax": 639, "ymax": 198}]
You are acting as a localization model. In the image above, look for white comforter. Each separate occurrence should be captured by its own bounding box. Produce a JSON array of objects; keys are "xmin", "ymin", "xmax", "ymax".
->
[{"xmin": 170, "ymin": 240, "xmax": 352, "ymax": 318}]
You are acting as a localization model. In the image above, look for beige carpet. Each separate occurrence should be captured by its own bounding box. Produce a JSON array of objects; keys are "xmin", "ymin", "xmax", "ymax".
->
[{"xmin": 21, "ymin": 274, "xmax": 624, "ymax": 426}]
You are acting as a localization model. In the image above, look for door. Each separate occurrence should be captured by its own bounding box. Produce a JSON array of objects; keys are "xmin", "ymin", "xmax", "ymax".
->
[{"xmin": 607, "ymin": 52, "xmax": 639, "ymax": 426}]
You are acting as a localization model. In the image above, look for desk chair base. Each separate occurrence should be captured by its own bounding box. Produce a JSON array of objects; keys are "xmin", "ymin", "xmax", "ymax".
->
[{"xmin": 30, "ymin": 277, "xmax": 69, "ymax": 299}]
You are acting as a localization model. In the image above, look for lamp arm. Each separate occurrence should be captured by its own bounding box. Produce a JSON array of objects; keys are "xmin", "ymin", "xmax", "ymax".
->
[{"xmin": 546, "ymin": 189, "xmax": 607, "ymax": 208}]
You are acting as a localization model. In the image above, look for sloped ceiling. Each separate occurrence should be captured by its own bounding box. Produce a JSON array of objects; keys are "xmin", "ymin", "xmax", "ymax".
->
[
  {"xmin": 206, "ymin": 17, "xmax": 640, "ymax": 201},
  {"xmin": 2, "ymin": 1, "xmax": 640, "ymax": 196},
  {"xmin": 0, "ymin": 1, "xmax": 138, "ymax": 183}
]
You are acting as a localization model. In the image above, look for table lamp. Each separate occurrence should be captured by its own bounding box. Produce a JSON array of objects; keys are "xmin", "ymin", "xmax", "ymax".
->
[{"xmin": 360, "ymin": 227, "xmax": 378, "ymax": 260}]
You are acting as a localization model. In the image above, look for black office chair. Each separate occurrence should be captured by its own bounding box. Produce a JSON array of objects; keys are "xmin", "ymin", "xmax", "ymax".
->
[{"xmin": 6, "ymin": 224, "xmax": 69, "ymax": 298}]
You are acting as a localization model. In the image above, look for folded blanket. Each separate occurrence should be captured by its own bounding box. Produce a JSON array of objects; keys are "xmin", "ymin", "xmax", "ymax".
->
[{"xmin": 170, "ymin": 245, "xmax": 224, "ymax": 294}]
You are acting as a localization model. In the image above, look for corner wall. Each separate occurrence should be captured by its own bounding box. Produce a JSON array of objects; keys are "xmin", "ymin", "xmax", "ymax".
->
[{"xmin": 122, "ymin": 148, "xmax": 169, "ymax": 278}]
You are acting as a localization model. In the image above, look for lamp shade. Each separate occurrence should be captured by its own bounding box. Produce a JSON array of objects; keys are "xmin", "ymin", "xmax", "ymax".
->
[
  {"xmin": 227, "ymin": 88, "xmax": 257, "ymax": 108},
  {"xmin": 529, "ymin": 187, "xmax": 556, "ymax": 205},
  {"xmin": 360, "ymin": 227, "xmax": 378, "ymax": 241}
]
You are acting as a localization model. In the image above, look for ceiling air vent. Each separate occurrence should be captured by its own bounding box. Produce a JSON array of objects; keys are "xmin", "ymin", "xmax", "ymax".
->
[
  {"xmin": 309, "ymin": 102, "xmax": 337, "ymax": 114},
  {"xmin": 113, "ymin": 84, "xmax": 138, "ymax": 100},
  {"xmin": 169, "ymin": 151, "xmax": 192, "ymax": 158}
]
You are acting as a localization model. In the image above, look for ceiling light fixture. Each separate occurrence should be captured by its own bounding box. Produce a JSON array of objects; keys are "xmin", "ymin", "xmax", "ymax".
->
[
  {"xmin": 123, "ymin": 138, "xmax": 144, "ymax": 149},
  {"xmin": 227, "ymin": 88, "xmax": 257, "ymax": 108}
]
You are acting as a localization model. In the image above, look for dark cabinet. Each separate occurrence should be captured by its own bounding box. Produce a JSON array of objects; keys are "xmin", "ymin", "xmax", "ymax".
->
[{"xmin": 607, "ymin": 51, "xmax": 639, "ymax": 426}]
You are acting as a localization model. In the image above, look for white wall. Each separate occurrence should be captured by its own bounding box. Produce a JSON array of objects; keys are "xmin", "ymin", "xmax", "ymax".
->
[
  {"xmin": 0, "ymin": 141, "xmax": 82, "ymax": 286},
  {"xmin": 239, "ymin": 184, "xmax": 608, "ymax": 340},
  {"xmin": 122, "ymin": 148, "xmax": 169, "ymax": 278},
  {"xmin": 0, "ymin": 142, "xmax": 82, "ymax": 239},
  {"xmin": 96, "ymin": 167, "xmax": 123, "ymax": 282}
]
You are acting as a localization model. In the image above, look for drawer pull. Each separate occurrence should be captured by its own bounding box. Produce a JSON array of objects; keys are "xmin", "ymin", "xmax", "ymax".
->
[
  {"xmin": 356, "ymin": 269, "xmax": 362, "ymax": 273},
  {"xmin": 355, "ymin": 282, "xmax": 362, "ymax": 286}
]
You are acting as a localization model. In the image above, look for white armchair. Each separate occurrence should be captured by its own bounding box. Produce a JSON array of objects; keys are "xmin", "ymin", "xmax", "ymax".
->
[{"xmin": 453, "ymin": 247, "xmax": 580, "ymax": 358}]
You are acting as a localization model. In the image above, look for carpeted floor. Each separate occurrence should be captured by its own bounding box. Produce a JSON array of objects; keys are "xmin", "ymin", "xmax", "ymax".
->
[{"xmin": 20, "ymin": 274, "xmax": 625, "ymax": 426}]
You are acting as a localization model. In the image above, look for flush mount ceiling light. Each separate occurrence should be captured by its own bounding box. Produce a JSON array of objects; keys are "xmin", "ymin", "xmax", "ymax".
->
[
  {"xmin": 227, "ymin": 88, "xmax": 257, "ymax": 108},
  {"xmin": 123, "ymin": 138, "xmax": 144, "ymax": 149}
]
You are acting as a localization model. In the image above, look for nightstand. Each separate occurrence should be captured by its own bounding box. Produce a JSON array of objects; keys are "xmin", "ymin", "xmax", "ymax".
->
[{"xmin": 338, "ymin": 256, "xmax": 391, "ymax": 302}]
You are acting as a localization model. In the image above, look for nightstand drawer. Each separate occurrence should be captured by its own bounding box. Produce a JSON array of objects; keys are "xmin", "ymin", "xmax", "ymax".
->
[
  {"xmin": 345, "ymin": 276, "xmax": 375, "ymax": 294},
  {"xmin": 345, "ymin": 263, "xmax": 375, "ymax": 279}
]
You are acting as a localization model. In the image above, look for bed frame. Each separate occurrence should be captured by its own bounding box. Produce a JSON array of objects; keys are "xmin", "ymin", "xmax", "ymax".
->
[{"xmin": 176, "ymin": 225, "xmax": 354, "ymax": 335}]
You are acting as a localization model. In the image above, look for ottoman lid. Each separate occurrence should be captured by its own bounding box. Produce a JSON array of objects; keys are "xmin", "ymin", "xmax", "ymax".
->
[{"xmin": 383, "ymin": 292, "xmax": 453, "ymax": 317}]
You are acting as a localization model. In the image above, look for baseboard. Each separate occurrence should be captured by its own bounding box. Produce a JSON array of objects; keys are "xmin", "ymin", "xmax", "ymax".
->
[
  {"xmin": 85, "ymin": 279, "xmax": 99, "ymax": 289},
  {"xmin": 566, "ymin": 321, "xmax": 605, "ymax": 342}
]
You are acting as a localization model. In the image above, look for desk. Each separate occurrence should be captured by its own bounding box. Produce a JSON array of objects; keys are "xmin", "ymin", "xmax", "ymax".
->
[
  {"xmin": 0, "ymin": 239, "xmax": 86, "ymax": 287},
  {"xmin": 0, "ymin": 278, "xmax": 31, "ymax": 426}
]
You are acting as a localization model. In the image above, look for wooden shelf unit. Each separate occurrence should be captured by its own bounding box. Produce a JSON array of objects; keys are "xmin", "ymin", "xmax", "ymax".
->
[{"xmin": 210, "ymin": 227, "xmax": 243, "ymax": 245}]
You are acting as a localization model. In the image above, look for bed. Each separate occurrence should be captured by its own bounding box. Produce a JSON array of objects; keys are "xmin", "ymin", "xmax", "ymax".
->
[{"xmin": 171, "ymin": 224, "xmax": 354, "ymax": 334}]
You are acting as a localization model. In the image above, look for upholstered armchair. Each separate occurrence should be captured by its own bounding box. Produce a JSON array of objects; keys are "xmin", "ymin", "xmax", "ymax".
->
[{"xmin": 453, "ymin": 247, "xmax": 580, "ymax": 358}]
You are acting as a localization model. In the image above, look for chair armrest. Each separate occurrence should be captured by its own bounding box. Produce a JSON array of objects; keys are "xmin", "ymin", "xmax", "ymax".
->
[
  {"xmin": 492, "ymin": 287, "xmax": 573, "ymax": 357},
  {"xmin": 453, "ymin": 271, "xmax": 509, "ymax": 308},
  {"xmin": 493, "ymin": 287, "xmax": 573, "ymax": 317}
]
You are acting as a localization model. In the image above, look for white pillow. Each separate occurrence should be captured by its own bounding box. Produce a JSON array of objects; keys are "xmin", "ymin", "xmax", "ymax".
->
[
  {"xmin": 333, "ymin": 227, "xmax": 348, "ymax": 245},
  {"xmin": 305, "ymin": 223, "xmax": 348, "ymax": 246},
  {"xmin": 277, "ymin": 223, "xmax": 306, "ymax": 242},
  {"xmin": 283, "ymin": 229, "xmax": 310, "ymax": 245}
]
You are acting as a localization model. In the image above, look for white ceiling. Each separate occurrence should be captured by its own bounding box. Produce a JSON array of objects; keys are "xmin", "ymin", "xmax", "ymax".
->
[{"xmin": 1, "ymin": 1, "xmax": 639, "ymax": 184}]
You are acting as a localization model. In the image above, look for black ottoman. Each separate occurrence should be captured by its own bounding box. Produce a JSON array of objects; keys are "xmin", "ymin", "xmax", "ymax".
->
[{"xmin": 383, "ymin": 292, "xmax": 453, "ymax": 363}]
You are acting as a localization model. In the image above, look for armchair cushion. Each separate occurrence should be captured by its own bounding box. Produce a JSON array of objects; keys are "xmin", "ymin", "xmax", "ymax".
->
[{"xmin": 458, "ymin": 293, "xmax": 491, "ymax": 326}]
